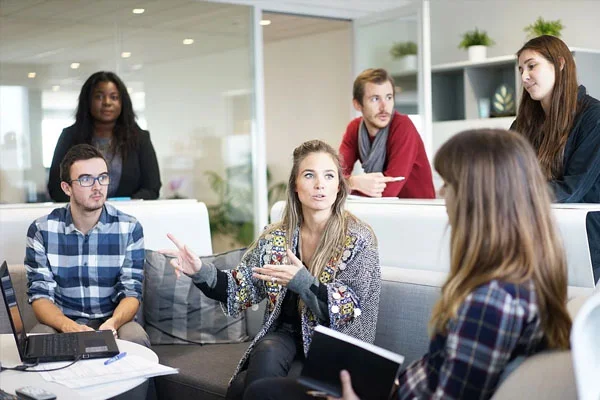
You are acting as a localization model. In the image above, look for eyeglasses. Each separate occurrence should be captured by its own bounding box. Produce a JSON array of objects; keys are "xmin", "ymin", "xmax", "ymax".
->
[{"xmin": 70, "ymin": 174, "xmax": 110, "ymax": 187}]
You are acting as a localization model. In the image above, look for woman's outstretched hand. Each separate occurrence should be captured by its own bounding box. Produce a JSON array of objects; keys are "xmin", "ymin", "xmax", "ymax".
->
[
  {"xmin": 327, "ymin": 370, "xmax": 360, "ymax": 400},
  {"xmin": 159, "ymin": 233, "xmax": 203, "ymax": 278},
  {"xmin": 252, "ymin": 248, "xmax": 303, "ymax": 286}
]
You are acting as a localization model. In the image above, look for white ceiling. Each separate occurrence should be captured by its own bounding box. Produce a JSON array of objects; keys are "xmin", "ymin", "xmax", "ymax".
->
[
  {"xmin": 0, "ymin": 0, "xmax": 352, "ymax": 91},
  {"xmin": 207, "ymin": 0, "xmax": 413, "ymax": 19}
]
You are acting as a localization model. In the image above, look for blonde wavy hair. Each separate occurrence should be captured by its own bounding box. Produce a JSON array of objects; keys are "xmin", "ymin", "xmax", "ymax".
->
[
  {"xmin": 431, "ymin": 129, "xmax": 571, "ymax": 349},
  {"xmin": 251, "ymin": 140, "xmax": 353, "ymax": 277}
]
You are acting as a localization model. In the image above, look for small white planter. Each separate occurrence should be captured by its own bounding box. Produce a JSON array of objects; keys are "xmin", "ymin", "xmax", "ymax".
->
[
  {"xmin": 400, "ymin": 54, "xmax": 417, "ymax": 71},
  {"xmin": 390, "ymin": 54, "xmax": 418, "ymax": 74},
  {"xmin": 468, "ymin": 45, "xmax": 487, "ymax": 62}
]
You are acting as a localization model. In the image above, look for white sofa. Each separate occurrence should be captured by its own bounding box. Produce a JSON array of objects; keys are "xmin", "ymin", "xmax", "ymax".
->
[
  {"xmin": 1, "ymin": 198, "xmax": 589, "ymax": 399},
  {"xmin": 271, "ymin": 198, "xmax": 598, "ymax": 297},
  {"xmin": 0, "ymin": 199, "xmax": 213, "ymax": 264}
]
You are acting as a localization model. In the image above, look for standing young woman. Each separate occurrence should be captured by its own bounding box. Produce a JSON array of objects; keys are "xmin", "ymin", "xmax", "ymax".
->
[
  {"xmin": 248, "ymin": 129, "xmax": 572, "ymax": 400},
  {"xmin": 163, "ymin": 140, "xmax": 381, "ymax": 400},
  {"xmin": 48, "ymin": 71, "xmax": 161, "ymax": 201},
  {"xmin": 512, "ymin": 35, "xmax": 600, "ymax": 282}
]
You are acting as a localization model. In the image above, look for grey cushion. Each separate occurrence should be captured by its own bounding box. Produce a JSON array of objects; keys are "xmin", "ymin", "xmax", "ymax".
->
[
  {"xmin": 154, "ymin": 342, "xmax": 250, "ymax": 400},
  {"xmin": 491, "ymin": 350, "xmax": 577, "ymax": 400},
  {"xmin": 374, "ymin": 279, "xmax": 440, "ymax": 367},
  {"xmin": 143, "ymin": 249, "xmax": 248, "ymax": 345}
]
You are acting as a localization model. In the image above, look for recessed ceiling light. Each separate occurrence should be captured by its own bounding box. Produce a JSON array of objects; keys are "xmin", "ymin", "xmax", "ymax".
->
[
  {"xmin": 182, "ymin": 38, "xmax": 194, "ymax": 45},
  {"xmin": 52, "ymin": 85, "xmax": 60, "ymax": 92},
  {"xmin": 70, "ymin": 62, "xmax": 80, "ymax": 69},
  {"xmin": 132, "ymin": 8, "xmax": 145, "ymax": 14},
  {"xmin": 260, "ymin": 19, "xmax": 271, "ymax": 26},
  {"xmin": 121, "ymin": 51, "xmax": 132, "ymax": 58},
  {"xmin": 27, "ymin": 72, "xmax": 36, "ymax": 79}
]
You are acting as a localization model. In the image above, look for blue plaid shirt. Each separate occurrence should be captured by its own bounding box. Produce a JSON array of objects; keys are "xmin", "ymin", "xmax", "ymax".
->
[
  {"xmin": 397, "ymin": 280, "xmax": 546, "ymax": 400},
  {"xmin": 25, "ymin": 203, "xmax": 144, "ymax": 320}
]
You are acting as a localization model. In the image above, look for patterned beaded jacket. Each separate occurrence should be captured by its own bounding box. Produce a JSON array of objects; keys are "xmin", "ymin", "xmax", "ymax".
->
[{"xmin": 222, "ymin": 215, "xmax": 381, "ymax": 383}]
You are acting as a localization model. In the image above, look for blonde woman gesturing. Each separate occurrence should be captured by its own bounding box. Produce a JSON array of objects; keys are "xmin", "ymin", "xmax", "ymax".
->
[{"xmin": 162, "ymin": 140, "xmax": 381, "ymax": 400}]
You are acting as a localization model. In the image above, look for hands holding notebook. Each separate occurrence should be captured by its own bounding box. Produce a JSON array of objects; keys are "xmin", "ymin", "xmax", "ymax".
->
[{"xmin": 327, "ymin": 370, "xmax": 359, "ymax": 400}]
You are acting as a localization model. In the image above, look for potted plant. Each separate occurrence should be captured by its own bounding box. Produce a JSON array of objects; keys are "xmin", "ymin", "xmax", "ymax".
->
[
  {"xmin": 205, "ymin": 165, "xmax": 286, "ymax": 251},
  {"xmin": 458, "ymin": 28, "xmax": 495, "ymax": 62},
  {"xmin": 524, "ymin": 17, "xmax": 564, "ymax": 38},
  {"xmin": 389, "ymin": 41, "xmax": 418, "ymax": 72}
]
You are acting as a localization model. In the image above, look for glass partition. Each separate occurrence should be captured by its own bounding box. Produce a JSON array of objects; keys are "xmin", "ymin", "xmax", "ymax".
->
[
  {"xmin": 0, "ymin": 0, "xmax": 260, "ymax": 251},
  {"xmin": 353, "ymin": 1, "xmax": 432, "ymax": 162}
]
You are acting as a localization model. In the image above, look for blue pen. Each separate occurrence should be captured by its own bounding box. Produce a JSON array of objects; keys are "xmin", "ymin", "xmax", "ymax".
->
[{"xmin": 104, "ymin": 352, "xmax": 127, "ymax": 365}]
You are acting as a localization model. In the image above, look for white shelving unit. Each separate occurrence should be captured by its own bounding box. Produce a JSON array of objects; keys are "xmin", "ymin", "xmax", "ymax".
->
[
  {"xmin": 432, "ymin": 54, "xmax": 519, "ymax": 122},
  {"xmin": 390, "ymin": 69, "xmax": 418, "ymax": 115},
  {"xmin": 430, "ymin": 48, "xmax": 600, "ymax": 155}
]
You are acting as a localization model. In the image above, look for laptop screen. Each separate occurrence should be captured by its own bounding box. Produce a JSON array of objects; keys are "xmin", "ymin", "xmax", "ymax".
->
[{"xmin": 0, "ymin": 261, "xmax": 28, "ymax": 357}]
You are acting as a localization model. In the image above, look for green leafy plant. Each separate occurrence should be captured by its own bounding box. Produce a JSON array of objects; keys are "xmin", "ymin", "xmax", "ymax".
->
[
  {"xmin": 458, "ymin": 28, "xmax": 495, "ymax": 49},
  {"xmin": 389, "ymin": 41, "xmax": 417, "ymax": 59},
  {"xmin": 205, "ymin": 165, "xmax": 286, "ymax": 246},
  {"xmin": 524, "ymin": 17, "xmax": 564, "ymax": 38}
]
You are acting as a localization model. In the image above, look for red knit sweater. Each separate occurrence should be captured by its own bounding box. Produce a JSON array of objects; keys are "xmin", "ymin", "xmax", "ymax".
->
[{"xmin": 339, "ymin": 111, "xmax": 435, "ymax": 198}]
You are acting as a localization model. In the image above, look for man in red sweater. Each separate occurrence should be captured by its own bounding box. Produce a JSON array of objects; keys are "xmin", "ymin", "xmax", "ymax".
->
[{"xmin": 339, "ymin": 68, "xmax": 435, "ymax": 198}]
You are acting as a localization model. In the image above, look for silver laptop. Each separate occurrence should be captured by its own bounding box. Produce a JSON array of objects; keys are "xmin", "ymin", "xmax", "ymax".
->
[{"xmin": 0, "ymin": 261, "xmax": 119, "ymax": 363}]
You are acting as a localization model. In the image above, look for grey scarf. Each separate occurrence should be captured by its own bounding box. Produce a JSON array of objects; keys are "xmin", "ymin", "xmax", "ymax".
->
[{"xmin": 358, "ymin": 120, "xmax": 389, "ymax": 173}]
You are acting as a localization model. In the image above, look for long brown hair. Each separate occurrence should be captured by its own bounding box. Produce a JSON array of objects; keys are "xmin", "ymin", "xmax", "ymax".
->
[
  {"xmin": 432, "ymin": 129, "xmax": 571, "ymax": 349},
  {"xmin": 249, "ymin": 140, "xmax": 352, "ymax": 277},
  {"xmin": 514, "ymin": 35, "xmax": 579, "ymax": 179}
]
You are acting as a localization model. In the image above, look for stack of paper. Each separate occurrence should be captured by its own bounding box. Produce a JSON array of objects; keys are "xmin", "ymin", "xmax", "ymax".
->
[{"xmin": 33, "ymin": 355, "xmax": 178, "ymax": 389}]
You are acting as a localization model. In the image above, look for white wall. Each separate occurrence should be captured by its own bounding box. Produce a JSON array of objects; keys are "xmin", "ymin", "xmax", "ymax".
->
[
  {"xmin": 430, "ymin": 0, "xmax": 600, "ymax": 65},
  {"xmin": 143, "ymin": 46, "xmax": 254, "ymax": 204},
  {"xmin": 264, "ymin": 27, "xmax": 352, "ymax": 186},
  {"xmin": 354, "ymin": 18, "xmax": 417, "ymax": 74}
]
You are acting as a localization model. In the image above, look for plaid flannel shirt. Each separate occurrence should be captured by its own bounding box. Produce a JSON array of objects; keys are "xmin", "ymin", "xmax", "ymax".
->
[
  {"xmin": 397, "ymin": 280, "xmax": 546, "ymax": 400},
  {"xmin": 25, "ymin": 203, "xmax": 144, "ymax": 320}
]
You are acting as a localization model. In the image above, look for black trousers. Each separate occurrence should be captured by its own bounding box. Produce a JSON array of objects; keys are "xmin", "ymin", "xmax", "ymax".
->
[
  {"xmin": 226, "ymin": 323, "xmax": 305, "ymax": 400},
  {"xmin": 243, "ymin": 377, "xmax": 314, "ymax": 400}
]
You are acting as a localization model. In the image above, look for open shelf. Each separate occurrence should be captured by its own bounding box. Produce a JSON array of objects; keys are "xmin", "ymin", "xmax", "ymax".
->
[
  {"xmin": 432, "ymin": 56, "xmax": 518, "ymax": 122},
  {"xmin": 392, "ymin": 70, "xmax": 419, "ymax": 115}
]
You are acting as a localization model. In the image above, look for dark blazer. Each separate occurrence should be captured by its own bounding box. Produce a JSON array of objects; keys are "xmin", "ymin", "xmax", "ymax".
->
[{"xmin": 47, "ymin": 125, "xmax": 162, "ymax": 202}]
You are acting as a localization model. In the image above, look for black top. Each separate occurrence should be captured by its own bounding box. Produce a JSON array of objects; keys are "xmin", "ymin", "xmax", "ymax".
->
[
  {"xmin": 47, "ymin": 125, "xmax": 162, "ymax": 201},
  {"xmin": 511, "ymin": 85, "xmax": 600, "ymax": 282}
]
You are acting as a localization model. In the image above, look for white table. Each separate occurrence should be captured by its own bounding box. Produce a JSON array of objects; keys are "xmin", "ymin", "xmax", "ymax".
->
[{"xmin": 0, "ymin": 334, "xmax": 159, "ymax": 399}]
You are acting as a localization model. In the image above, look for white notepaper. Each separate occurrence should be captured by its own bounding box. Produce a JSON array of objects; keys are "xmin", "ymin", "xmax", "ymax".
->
[{"xmin": 33, "ymin": 355, "xmax": 178, "ymax": 389}]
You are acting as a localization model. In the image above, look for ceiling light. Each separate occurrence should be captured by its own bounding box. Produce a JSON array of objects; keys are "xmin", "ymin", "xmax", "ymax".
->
[
  {"xmin": 259, "ymin": 19, "xmax": 271, "ymax": 26},
  {"xmin": 132, "ymin": 8, "xmax": 145, "ymax": 14},
  {"xmin": 27, "ymin": 72, "xmax": 36, "ymax": 79},
  {"xmin": 70, "ymin": 62, "xmax": 80, "ymax": 69},
  {"xmin": 121, "ymin": 51, "xmax": 132, "ymax": 58},
  {"xmin": 182, "ymin": 38, "xmax": 194, "ymax": 45},
  {"xmin": 52, "ymin": 85, "xmax": 60, "ymax": 92}
]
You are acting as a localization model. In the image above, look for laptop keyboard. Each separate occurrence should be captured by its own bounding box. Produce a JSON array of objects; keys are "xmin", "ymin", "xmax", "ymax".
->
[{"xmin": 40, "ymin": 334, "xmax": 79, "ymax": 356}]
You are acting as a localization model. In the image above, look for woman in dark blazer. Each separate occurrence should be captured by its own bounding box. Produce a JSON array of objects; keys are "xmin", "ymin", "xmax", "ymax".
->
[{"xmin": 48, "ymin": 71, "xmax": 161, "ymax": 201}]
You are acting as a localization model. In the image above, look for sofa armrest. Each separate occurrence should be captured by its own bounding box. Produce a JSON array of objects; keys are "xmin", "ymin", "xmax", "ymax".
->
[{"xmin": 4, "ymin": 264, "xmax": 38, "ymax": 333}]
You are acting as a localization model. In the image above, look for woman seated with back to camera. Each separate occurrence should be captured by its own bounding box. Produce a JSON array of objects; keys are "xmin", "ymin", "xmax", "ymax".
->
[
  {"xmin": 162, "ymin": 140, "xmax": 381, "ymax": 400},
  {"xmin": 48, "ymin": 71, "xmax": 161, "ymax": 202},
  {"xmin": 247, "ymin": 129, "xmax": 572, "ymax": 400}
]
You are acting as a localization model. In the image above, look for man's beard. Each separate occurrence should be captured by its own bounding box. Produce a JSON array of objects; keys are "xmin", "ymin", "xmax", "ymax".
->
[{"xmin": 73, "ymin": 192, "xmax": 105, "ymax": 212}]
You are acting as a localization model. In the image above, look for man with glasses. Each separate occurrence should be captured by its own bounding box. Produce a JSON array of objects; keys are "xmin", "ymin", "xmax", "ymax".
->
[{"xmin": 24, "ymin": 144, "xmax": 149, "ymax": 346}]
